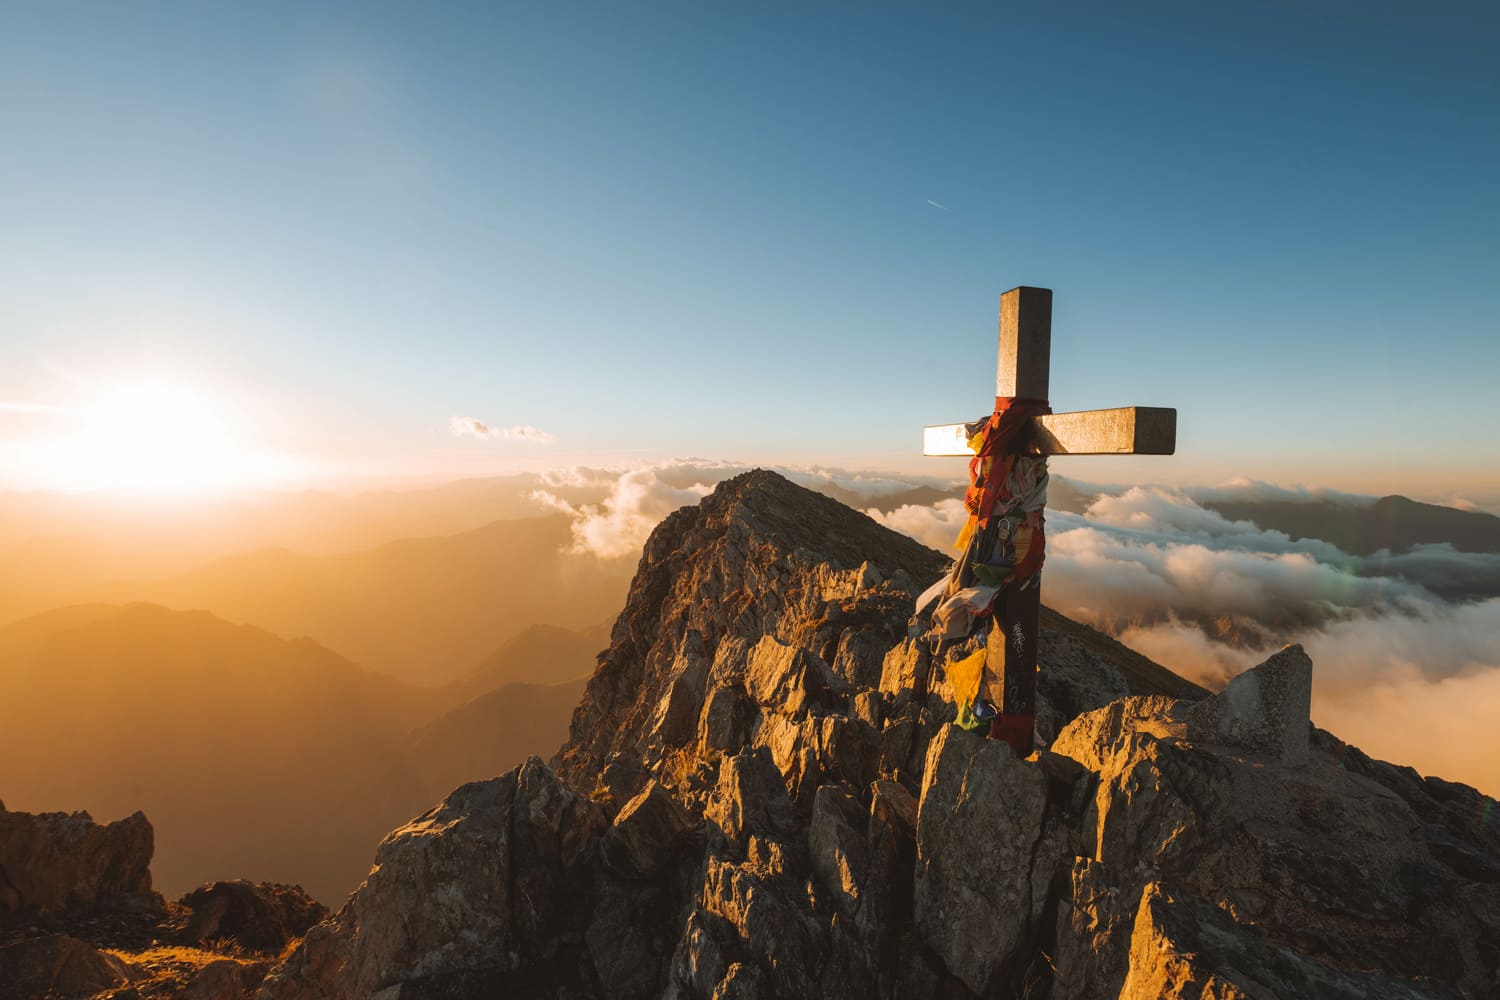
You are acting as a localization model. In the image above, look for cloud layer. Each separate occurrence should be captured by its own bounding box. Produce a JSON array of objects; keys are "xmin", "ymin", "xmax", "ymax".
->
[{"xmin": 449, "ymin": 416, "xmax": 555, "ymax": 444}]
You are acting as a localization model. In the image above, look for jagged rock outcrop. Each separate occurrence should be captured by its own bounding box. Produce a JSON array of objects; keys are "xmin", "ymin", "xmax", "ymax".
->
[
  {"xmin": 0, "ymin": 802, "xmax": 329, "ymax": 1000},
  {"xmin": 257, "ymin": 759, "xmax": 610, "ymax": 999},
  {"xmin": 556, "ymin": 471, "xmax": 949, "ymax": 787},
  {"xmin": 251, "ymin": 471, "xmax": 1500, "ymax": 1000},
  {"xmin": 0, "ymin": 803, "xmax": 154, "ymax": 915}
]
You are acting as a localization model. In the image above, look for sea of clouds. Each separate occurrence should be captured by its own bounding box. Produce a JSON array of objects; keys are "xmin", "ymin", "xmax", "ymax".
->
[{"xmin": 531, "ymin": 461, "xmax": 1500, "ymax": 796}]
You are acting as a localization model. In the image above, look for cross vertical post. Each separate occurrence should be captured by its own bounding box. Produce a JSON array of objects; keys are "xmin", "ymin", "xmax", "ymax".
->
[{"xmin": 988, "ymin": 287, "xmax": 1050, "ymax": 747}]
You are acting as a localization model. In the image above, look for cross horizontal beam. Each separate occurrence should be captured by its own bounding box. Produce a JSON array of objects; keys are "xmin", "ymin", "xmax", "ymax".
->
[{"xmin": 923, "ymin": 406, "xmax": 1177, "ymax": 457}]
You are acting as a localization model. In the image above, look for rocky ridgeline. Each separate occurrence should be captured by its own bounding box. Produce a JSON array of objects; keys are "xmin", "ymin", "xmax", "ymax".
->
[
  {"xmin": 0, "ymin": 803, "xmax": 326, "ymax": 999},
  {"xmin": 246, "ymin": 471, "xmax": 1499, "ymax": 1000},
  {"xmin": 9, "ymin": 470, "xmax": 1499, "ymax": 999}
]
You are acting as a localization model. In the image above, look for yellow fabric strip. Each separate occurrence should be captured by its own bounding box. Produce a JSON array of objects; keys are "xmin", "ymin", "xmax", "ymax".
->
[{"xmin": 946, "ymin": 647, "xmax": 987, "ymax": 708}]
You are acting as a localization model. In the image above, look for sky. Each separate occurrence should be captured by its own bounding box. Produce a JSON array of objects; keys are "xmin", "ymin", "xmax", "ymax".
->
[{"xmin": 1, "ymin": 1, "xmax": 1497, "ymax": 498}]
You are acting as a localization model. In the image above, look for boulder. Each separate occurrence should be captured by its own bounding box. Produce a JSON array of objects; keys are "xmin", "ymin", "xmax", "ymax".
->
[
  {"xmin": 592, "ymin": 752, "xmax": 649, "ymax": 817},
  {"xmin": 878, "ymin": 639, "xmax": 930, "ymax": 701},
  {"xmin": 1184, "ymin": 643, "xmax": 1313, "ymax": 765},
  {"xmin": 648, "ymin": 634, "xmax": 711, "ymax": 748},
  {"xmin": 808, "ymin": 785, "xmax": 867, "ymax": 916},
  {"xmin": 0, "ymin": 933, "xmax": 136, "ymax": 999},
  {"xmin": 663, "ymin": 908, "xmax": 732, "ymax": 999},
  {"xmin": 1050, "ymin": 678, "xmax": 1497, "ymax": 996},
  {"xmin": 704, "ymin": 748, "xmax": 797, "ymax": 854},
  {"xmin": 604, "ymin": 780, "xmax": 697, "ymax": 876},
  {"xmin": 698, "ymin": 682, "xmax": 754, "ymax": 754},
  {"xmin": 1053, "ymin": 858, "xmax": 1141, "ymax": 999},
  {"xmin": 913, "ymin": 725, "xmax": 1048, "ymax": 995},
  {"xmin": 1121, "ymin": 882, "xmax": 1457, "ymax": 1000},
  {"xmin": 177, "ymin": 880, "xmax": 328, "ymax": 954},
  {"xmin": 181, "ymin": 958, "xmax": 272, "ymax": 1000},
  {"xmin": 257, "ymin": 758, "xmax": 607, "ymax": 1000},
  {"xmin": 831, "ymin": 628, "xmax": 890, "ymax": 690},
  {"xmin": 699, "ymin": 857, "xmax": 821, "ymax": 998},
  {"xmin": 743, "ymin": 635, "xmax": 848, "ymax": 719}
]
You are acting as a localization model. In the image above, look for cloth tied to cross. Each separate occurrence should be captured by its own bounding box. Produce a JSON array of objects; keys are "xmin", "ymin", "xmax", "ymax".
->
[{"xmin": 915, "ymin": 395, "xmax": 1051, "ymax": 752}]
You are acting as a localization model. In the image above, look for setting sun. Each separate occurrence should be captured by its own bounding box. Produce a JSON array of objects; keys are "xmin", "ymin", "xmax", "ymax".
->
[{"xmin": 23, "ymin": 381, "xmax": 292, "ymax": 495}]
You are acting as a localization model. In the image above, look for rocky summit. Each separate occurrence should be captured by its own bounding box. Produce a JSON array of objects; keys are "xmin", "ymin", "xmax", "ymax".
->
[
  {"xmin": 245, "ymin": 471, "xmax": 1499, "ymax": 999},
  {"xmin": 13, "ymin": 470, "xmax": 1500, "ymax": 999}
]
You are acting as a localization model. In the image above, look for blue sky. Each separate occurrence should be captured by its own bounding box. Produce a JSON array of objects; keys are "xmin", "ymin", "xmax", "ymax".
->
[{"xmin": 1, "ymin": 1, "xmax": 1496, "ymax": 495}]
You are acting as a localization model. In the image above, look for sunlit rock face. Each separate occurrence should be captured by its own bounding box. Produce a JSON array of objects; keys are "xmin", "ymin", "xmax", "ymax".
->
[{"xmin": 255, "ymin": 471, "xmax": 1500, "ymax": 1000}]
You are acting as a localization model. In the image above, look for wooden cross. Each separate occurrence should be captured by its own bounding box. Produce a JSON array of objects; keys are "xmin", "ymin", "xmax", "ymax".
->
[{"xmin": 921, "ymin": 285, "xmax": 1176, "ymax": 752}]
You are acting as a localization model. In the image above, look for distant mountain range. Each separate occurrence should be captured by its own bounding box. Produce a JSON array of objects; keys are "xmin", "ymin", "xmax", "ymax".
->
[
  {"xmin": 66, "ymin": 514, "xmax": 630, "ymax": 685},
  {"xmin": 1203, "ymin": 493, "xmax": 1500, "ymax": 556},
  {"xmin": 0, "ymin": 603, "xmax": 603, "ymax": 903},
  {"xmin": 444, "ymin": 621, "xmax": 610, "ymax": 705}
]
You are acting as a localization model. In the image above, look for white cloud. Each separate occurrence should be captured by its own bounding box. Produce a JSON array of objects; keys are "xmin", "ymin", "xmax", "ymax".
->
[
  {"xmin": 867, "ymin": 498, "xmax": 967, "ymax": 552},
  {"xmin": 534, "ymin": 467, "xmax": 714, "ymax": 559},
  {"xmin": 449, "ymin": 416, "xmax": 555, "ymax": 444}
]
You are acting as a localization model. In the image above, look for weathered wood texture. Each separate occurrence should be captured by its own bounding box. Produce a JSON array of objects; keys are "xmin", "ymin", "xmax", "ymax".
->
[
  {"xmin": 998, "ymin": 286, "xmax": 1052, "ymax": 399},
  {"xmin": 922, "ymin": 406, "xmax": 1177, "ymax": 457}
]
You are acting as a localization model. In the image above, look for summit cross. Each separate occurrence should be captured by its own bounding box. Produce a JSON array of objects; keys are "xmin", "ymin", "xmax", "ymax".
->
[{"xmin": 920, "ymin": 285, "xmax": 1176, "ymax": 753}]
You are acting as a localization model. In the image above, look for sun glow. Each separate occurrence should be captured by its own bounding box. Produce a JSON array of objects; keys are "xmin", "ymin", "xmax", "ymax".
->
[{"xmin": 20, "ymin": 381, "xmax": 297, "ymax": 495}]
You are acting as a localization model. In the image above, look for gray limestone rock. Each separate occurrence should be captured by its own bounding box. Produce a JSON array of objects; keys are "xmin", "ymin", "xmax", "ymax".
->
[
  {"xmin": 1185, "ymin": 644, "xmax": 1313, "ymax": 765},
  {"xmin": 912, "ymin": 725, "xmax": 1048, "ymax": 995}
]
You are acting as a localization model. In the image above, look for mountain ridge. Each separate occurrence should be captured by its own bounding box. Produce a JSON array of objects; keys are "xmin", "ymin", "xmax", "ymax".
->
[
  {"xmin": 243, "ymin": 470, "xmax": 1500, "ymax": 1000},
  {"xmin": 1203, "ymin": 492, "xmax": 1500, "ymax": 556}
]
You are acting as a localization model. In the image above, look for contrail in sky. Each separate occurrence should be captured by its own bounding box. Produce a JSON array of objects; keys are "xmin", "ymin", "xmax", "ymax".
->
[{"xmin": 926, "ymin": 199, "xmax": 948, "ymax": 210}]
